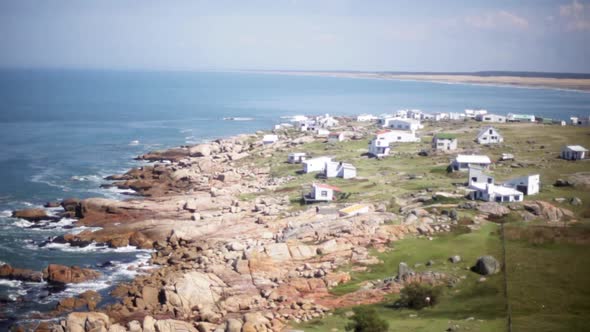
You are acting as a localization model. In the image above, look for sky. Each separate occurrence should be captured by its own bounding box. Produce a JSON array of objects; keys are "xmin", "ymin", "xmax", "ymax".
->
[{"xmin": 0, "ymin": 0, "xmax": 589, "ymax": 73}]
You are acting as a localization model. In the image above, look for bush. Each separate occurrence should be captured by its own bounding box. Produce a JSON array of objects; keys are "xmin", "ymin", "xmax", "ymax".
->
[
  {"xmin": 397, "ymin": 282, "xmax": 442, "ymax": 310},
  {"xmin": 345, "ymin": 307, "xmax": 389, "ymax": 332}
]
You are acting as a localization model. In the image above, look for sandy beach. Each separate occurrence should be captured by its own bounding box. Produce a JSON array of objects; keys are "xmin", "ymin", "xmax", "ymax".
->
[{"xmin": 262, "ymin": 71, "xmax": 590, "ymax": 92}]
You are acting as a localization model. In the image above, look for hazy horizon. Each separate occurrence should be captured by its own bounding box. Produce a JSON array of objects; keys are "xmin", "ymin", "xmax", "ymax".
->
[{"xmin": 1, "ymin": 0, "xmax": 589, "ymax": 73}]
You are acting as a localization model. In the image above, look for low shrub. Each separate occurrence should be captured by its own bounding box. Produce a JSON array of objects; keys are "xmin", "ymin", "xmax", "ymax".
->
[
  {"xmin": 396, "ymin": 282, "xmax": 443, "ymax": 310},
  {"xmin": 345, "ymin": 307, "xmax": 389, "ymax": 332}
]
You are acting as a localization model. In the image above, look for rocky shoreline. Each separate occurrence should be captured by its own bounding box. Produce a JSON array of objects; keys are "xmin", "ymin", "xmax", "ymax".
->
[{"xmin": 5, "ymin": 117, "xmax": 579, "ymax": 332}]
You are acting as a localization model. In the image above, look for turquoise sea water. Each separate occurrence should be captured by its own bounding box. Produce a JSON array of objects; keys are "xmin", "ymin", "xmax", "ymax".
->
[{"xmin": 0, "ymin": 69, "xmax": 589, "ymax": 326}]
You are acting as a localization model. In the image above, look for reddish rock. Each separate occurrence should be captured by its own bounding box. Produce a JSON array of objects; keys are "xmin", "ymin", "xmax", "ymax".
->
[
  {"xmin": 11, "ymin": 208, "xmax": 53, "ymax": 222},
  {"xmin": 43, "ymin": 264, "xmax": 101, "ymax": 284},
  {"xmin": 0, "ymin": 264, "xmax": 43, "ymax": 282}
]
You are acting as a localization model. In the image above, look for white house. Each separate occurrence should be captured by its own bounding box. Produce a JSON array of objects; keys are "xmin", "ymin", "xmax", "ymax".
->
[
  {"xmin": 288, "ymin": 152, "xmax": 307, "ymax": 164},
  {"xmin": 379, "ymin": 116, "xmax": 398, "ymax": 128},
  {"xmin": 467, "ymin": 167, "xmax": 522, "ymax": 202},
  {"xmin": 452, "ymin": 154, "xmax": 492, "ymax": 171},
  {"xmin": 368, "ymin": 132, "xmax": 392, "ymax": 158},
  {"xmin": 388, "ymin": 119, "xmax": 423, "ymax": 131},
  {"xmin": 407, "ymin": 109, "xmax": 423, "ymax": 120},
  {"xmin": 504, "ymin": 174, "xmax": 540, "ymax": 196},
  {"xmin": 303, "ymin": 183, "xmax": 341, "ymax": 203},
  {"xmin": 262, "ymin": 135, "xmax": 278, "ymax": 144},
  {"xmin": 433, "ymin": 113, "xmax": 450, "ymax": 122},
  {"xmin": 327, "ymin": 132, "xmax": 345, "ymax": 143},
  {"xmin": 316, "ymin": 128, "xmax": 330, "ymax": 137},
  {"xmin": 507, "ymin": 113, "xmax": 535, "ymax": 122},
  {"xmin": 324, "ymin": 161, "xmax": 357, "ymax": 179},
  {"xmin": 476, "ymin": 126, "xmax": 504, "ymax": 144},
  {"xmin": 299, "ymin": 120, "xmax": 317, "ymax": 132},
  {"xmin": 476, "ymin": 114, "xmax": 507, "ymax": 123},
  {"xmin": 302, "ymin": 156, "xmax": 333, "ymax": 173},
  {"xmin": 561, "ymin": 145, "xmax": 588, "ymax": 160},
  {"xmin": 395, "ymin": 109, "xmax": 409, "ymax": 118},
  {"xmin": 368, "ymin": 130, "xmax": 420, "ymax": 158},
  {"xmin": 570, "ymin": 115, "xmax": 590, "ymax": 126},
  {"xmin": 465, "ymin": 109, "xmax": 488, "ymax": 118},
  {"xmin": 467, "ymin": 167, "xmax": 538, "ymax": 202},
  {"xmin": 432, "ymin": 133, "xmax": 458, "ymax": 151},
  {"xmin": 356, "ymin": 114, "xmax": 378, "ymax": 122},
  {"xmin": 316, "ymin": 114, "xmax": 339, "ymax": 128}
]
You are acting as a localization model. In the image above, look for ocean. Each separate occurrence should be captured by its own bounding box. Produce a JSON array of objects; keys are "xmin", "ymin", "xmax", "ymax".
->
[{"xmin": 0, "ymin": 69, "xmax": 589, "ymax": 326}]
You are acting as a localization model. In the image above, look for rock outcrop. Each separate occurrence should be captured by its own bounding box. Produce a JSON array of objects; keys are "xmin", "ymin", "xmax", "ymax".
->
[
  {"xmin": 43, "ymin": 264, "xmax": 101, "ymax": 284},
  {"xmin": 0, "ymin": 264, "xmax": 43, "ymax": 282}
]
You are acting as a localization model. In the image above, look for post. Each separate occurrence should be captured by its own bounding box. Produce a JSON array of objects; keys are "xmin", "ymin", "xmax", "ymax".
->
[{"xmin": 501, "ymin": 222, "xmax": 512, "ymax": 332}]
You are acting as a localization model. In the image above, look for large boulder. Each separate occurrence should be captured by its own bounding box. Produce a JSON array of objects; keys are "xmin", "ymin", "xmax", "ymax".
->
[
  {"xmin": 11, "ymin": 208, "xmax": 54, "ymax": 222},
  {"xmin": 164, "ymin": 271, "xmax": 221, "ymax": 314},
  {"xmin": 0, "ymin": 264, "xmax": 43, "ymax": 282},
  {"xmin": 524, "ymin": 201, "xmax": 575, "ymax": 222},
  {"xmin": 64, "ymin": 312, "xmax": 110, "ymax": 332},
  {"xmin": 154, "ymin": 319, "xmax": 198, "ymax": 332},
  {"xmin": 477, "ymin": 202, "xmax": 510, "ymax": 216},
  {"xmin": 43, "ymin": 264, "xmax": 101, "ymax": 284},
  {"xmin": 473, "ymin": 256, "xmax": 501, "ymax": 275},
  {"xmin": 189, "ymin": 144, "xmax": 212, "ymax": 157}
]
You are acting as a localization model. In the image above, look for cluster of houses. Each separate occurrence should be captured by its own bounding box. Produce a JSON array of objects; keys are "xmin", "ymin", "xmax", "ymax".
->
[{"xmin": 277, "ymin": 112, "xmax": 587, "ymax": 207}]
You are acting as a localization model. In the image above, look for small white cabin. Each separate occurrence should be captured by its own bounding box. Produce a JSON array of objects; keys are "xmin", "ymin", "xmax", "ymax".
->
[
  {"xmin": 507, "ymin": 113, "xmax": 535, "ymax": 122},
  {"xmin": 316, "ymin": 114, "xmax": 339, "ymax": 128},
  {"xmin": 288, "ymin": 152, "xmax": 307, "ymax": 164},
  {"xmin": 304, "ymin": 183, "xmax": 341, "ymax": 203},
  {"xmin": 476, "ymin": 114, "xmax": 506, "ymax": 123},
  {"xmin": 324, "ymin": 161, "xmax": 357, "ymax": 179},
  {"xmin": 368, "ymin": 131, "xmax": 392, "ymax": 158},
  {"xmin": 561, "ymin": 145, "xmax": 588, "ymax": 160},
  {"xmin": 316, "ymin": 129, "xmax": 330, "ymax": 138},
  {"xmin": 302, "ymin": 157, "xmax": 332, "ymax": 173},
  {"xmin": 432, "ymin": 134, "xmax": 458, "ymax": 151},
  {"xmin": 465, "ymin": 109, "xmax": 488, "ymax": 118},
  {"xmin": 328, "ymin": 132, "xmax": 345, "ymax": 143},
  {"xmin": 452, "ymin": 154, "xmax": 492, "ymax": 171},
  {"xmin": 263, "ymin": 135, "xmax": 279, "ymax": 144},
  {"xmin": 476, "ymin": 126, "xmax": 504, "ymax": 144}
]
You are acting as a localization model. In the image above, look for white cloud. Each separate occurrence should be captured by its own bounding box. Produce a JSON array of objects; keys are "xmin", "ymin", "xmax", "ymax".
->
[
  {"xmin": 559, "ymin": 0, "xmax": 590, "ymax": 31},
  {"xmin": 465, "ymin": 10, "xmax": 529, "ymax": 30}
]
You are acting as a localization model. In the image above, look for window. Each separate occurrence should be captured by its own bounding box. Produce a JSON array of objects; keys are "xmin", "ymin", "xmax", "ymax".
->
[
  {"xmin": 471, "ymin": 177, "xmax": 477, "ymax": 182},
  {"xmin": 489, "ymin": 129, "xmax": 493, "ymax": 134},
  {"xmin": 320, "ymin": 190, "xmax": 328, "ymax": 197},
  {"xmin": 487, "ymin": 178, "xmax": 493, "ymax": 184}
]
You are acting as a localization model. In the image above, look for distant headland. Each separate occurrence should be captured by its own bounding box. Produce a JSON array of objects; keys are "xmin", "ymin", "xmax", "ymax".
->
[{"xmin": 256, "ymin": 70, "xmax": 590, "ymax": 92}]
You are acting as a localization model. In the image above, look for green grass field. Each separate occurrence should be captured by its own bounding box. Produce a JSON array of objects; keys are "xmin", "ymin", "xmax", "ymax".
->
[{"xmin": 263, "ymin": 121, "xmax": 590, "ymax": 331}]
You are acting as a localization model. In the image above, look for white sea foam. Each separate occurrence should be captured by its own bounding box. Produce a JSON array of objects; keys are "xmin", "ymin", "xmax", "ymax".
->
[
  {"xmin": 0, "ymin": 210, "xmax": 12, "ymax": 218},
  {"xmin": 0, "ymin": 279, "xmax": 23, "ymax": 288},
  {"xmin": 71, "ymin": 174, "xmax": 103, "ymax": 183},
  {"xmin": 70, "ymin": 225, "xmax": 102, "ymax": 235},
  {"xmin": 129, "ymin": 140, "xmax": 140, "ymax": 146},
  {"xmin": 13, "ymin": 219, "xmax": 34, "ymax": 228}
]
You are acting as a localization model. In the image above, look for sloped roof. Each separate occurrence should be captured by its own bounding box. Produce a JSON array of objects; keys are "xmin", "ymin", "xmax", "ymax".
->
[
  {"xmin": 565, "ymin": 145, "xmax": 589, "ymax": 152},
  {"xmin": 435, "ymin": 133, "xmax": 457, "ymax": 140},
  {"xmin": 477, "ymin": 126, "xmax": 501, "ymax": 137},
  {"xmin": 314, "ymin": 183, "xmax": 341, "ymax": 191},
  {"xmin": 455, "ymin": 154, "xmax": 492, "ymax": 164}
]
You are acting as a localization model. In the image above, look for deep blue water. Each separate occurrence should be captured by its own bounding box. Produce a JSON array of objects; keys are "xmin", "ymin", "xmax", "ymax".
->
[{"xmin": 0, "ymin": 69, "xmax": 589, "ymax": 325}]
